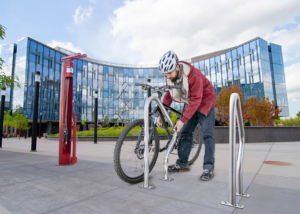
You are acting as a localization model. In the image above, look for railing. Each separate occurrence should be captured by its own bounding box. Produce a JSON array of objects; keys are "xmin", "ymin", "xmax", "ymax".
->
[
  {"xmin": 140, "ymin": 95, "xmax": 174, "ymax": 189},
  {"xmin": 221, "ymin": 93, "xmax": 250, "ymax": 209}
]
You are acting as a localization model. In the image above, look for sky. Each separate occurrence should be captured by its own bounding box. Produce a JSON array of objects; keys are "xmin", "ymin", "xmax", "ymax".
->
[{"xmin": 0, "ymin": 0, "xmax": 300, "ymax": 117}]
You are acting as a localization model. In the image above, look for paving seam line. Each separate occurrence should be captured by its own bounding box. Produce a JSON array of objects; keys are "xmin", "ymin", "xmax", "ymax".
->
[
  {"xmin": 130, "ymin": 187, "xmax": 229, "ymax": 212},
  {"xmin": 42, "ymin": 186, "xmax": 127, "ymax": 214},
  {"xmin": 232, "ymin": 142, "xmax": 275, "ymax": 214}
]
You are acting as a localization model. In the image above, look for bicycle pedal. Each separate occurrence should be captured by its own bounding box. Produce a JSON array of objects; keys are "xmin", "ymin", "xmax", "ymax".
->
[{"xmin": 159, "ymin": 148, "xmax": 166, "ymax": 152}]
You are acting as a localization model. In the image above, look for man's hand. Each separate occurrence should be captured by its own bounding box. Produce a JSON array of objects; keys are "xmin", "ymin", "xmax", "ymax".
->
[
  {"xmin": 174, "ymin": 120, "xmax": 184, "ymax": 133},
  {"xmin": 156, "ymin": 116, "xmax": 163, "ymax": 127}
]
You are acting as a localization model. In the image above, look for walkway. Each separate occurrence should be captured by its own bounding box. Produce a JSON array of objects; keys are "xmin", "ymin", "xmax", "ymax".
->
[{"xmin": 0, "ymin": 138, "xmax": 299, "ymax": 213}]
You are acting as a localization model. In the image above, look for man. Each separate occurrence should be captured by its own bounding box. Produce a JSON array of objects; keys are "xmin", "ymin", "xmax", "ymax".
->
[{"xmin": 157, "ymin": 50, "xmax": 216, "ymax": 181}]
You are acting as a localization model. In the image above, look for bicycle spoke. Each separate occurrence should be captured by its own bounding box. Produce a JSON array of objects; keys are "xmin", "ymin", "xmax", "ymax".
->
[
  {"xmin": 119, "ymin": 138, "xmax": 155, "ymax": 178},
  {"xmin": 114, "ymin": 119, "xmax": 159, "ymax": 183}
]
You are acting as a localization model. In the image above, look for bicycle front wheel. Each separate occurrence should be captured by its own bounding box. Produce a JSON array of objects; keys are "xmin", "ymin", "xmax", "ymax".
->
[{"xmin": 113, "ymin": 119, "xmax": 159, "ymax": 184}]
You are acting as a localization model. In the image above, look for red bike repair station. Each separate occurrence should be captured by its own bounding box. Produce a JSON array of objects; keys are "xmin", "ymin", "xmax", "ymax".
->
[{"xmin": 58, "ymin": 53, "xmax": 87, "ymax": 165}]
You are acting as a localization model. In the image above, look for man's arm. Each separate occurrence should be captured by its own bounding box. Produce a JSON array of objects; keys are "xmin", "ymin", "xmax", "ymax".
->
[{"xmin": 180, "ymin": 76, "xmax": 203, "ymax": 124}]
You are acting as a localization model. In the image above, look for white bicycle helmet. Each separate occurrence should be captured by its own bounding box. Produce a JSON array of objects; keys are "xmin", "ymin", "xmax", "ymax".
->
[{"xmin": 158, "ymin": 50, "xmax": 179, "ymax": 74}]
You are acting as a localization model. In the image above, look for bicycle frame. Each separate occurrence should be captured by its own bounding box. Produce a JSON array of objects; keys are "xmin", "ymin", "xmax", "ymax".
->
[
  {"xmin": 157, "ymin": 104, "xmax": 183, "ymax": 144},
  {"xmin": 140, "ymin": 95, "xmax": 178, "ymax": 189},
  {"xmin": 133, "ymin": 99, "xmax": 181, "ymax": 157}
]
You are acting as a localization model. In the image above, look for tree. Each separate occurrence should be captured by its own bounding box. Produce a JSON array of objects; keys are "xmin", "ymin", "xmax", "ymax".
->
[
  {"xmin": 0, "ymin": 24, "xmax": 6, "ymax": 40},
  {"xmin": 0, "ymin": 24, "xmax": 20, "ymax": 90},
  {"xmin": 0, "ymin": 72, "xmax": 20, "ymax": 91},
  {"xmin": 4, "ymin": 110, "xmax": 13, "ymax": 128},
  {"xmin": 3, "ymin": 110, "xmax": 13, "ymax": 138},
  {"xmin": 12, "ymin": 109, "xmax": 30, "ymax": 140},
  {"xmin": 81, "ymin": 116, "xmax": 86, "ymax": 126},
  {"xmin": 247, "ymin": 96, "xmax": 282, "ymax": 126},
  {"xmin": 114, "ymin": 118, "xmax": 118, "ymax": 128},
  {"xmin": 103, "ymin": 116, "xmax": 108, "ymax": 127},
  {"xmin": 297, "ymin": 111, "xmax": 300, "ymax": 118},
  {"xmin": 215, "ymin": 84, "xmax": 249, "ymax": 126},
  {"xmin": 0, "ymin": 24, "xmax": 7, "ymax": 71}
]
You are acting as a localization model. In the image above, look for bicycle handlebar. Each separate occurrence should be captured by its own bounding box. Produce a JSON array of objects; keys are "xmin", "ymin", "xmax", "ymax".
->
[
  {"xmin": 135, "ymin": 83, "xmax": 182, "ymax": 92},
  {"xmin": 135, "ymin": 83, "xmax": 146, "ymax": 87},
  {"xmin": 170, "ymin": 85, "xmax": 182, "ymax": 89}
]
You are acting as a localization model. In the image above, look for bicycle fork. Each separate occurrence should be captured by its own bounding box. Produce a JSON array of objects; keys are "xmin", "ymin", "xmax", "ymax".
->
[{"xmin": 160, "ymin": 131, "xmax": 178, "ymax": 182}]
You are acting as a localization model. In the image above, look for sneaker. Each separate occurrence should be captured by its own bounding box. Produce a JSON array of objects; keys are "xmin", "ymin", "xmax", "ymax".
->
[
  {"xmin": 168, "ymin": 164, "xmax": 189, "ymax": 172},
  {"xmin": 200, "ymin": 169, "xmax": 214, "ymax": 181}
]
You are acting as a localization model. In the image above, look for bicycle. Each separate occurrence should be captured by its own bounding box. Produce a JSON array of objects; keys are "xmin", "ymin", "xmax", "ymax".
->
[{"xmin": 114, "ymin": 83, "xmax": 203, "ymax": 184}]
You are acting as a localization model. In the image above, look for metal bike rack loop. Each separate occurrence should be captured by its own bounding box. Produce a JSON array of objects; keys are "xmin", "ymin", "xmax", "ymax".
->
[
  {"xmin": 159, "ymin": 131, "xmax": 177, "ymax": 182},
  {"xmin": 221, "ymin": 93, "xmax": 250, "ymax": 208},
  {"xmin": 140, "ymin": 95, "xmax": 174, "ymax": 189}
]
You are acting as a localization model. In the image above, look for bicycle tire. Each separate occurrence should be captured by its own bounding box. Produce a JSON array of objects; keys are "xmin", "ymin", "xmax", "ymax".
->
[
  {"xmin": 188, "ymin": 123, "xmax": 203, "ymax": 165},
  {"xmin": 114, "ymin": 119, "xmax": 160, "ymax": 184}
]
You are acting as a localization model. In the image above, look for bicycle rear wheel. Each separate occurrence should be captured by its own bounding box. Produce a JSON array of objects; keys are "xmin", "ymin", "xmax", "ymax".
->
[
  {"xmin": 188, "ymin": 123, "xmax": 203, "ymax": 165},
  {"xmin": 114, "ymin": 119, "xmax": 159, "ymax": 184}
]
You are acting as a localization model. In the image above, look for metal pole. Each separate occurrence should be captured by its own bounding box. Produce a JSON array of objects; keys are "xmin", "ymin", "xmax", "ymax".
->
[
  {"xmin": 160, "ymin": 131, "xmax": 177, "ymax": 182},
  {"xmin": 94, "ymin": 91, "xmax": 98, "ymax": 144},
  {"xmin": 25, "ymin": 114, "xmax": 28, "ymax": 139},
  {"xmin": 147, "ymin": 79, "xmax": 151, "ymax": 113},
  {"xmin": 31, "ymin": 71, "xmax": 40, "ymax": 152},
  {"xmin": 221, "ymin": 93, "xmax": 249, "ymax": 209},
  {"xmin": 236, "ymin": 97, "xmax": 250, "ymax": 198},
  {"xmin": 230, "ymin": 94, "xmax": 237, "ymax": 206},
  {"xmin": 140, "ymin": 95, "xmax": 174, "ymax": 190},
  {"xmin": 39, "ymin": 111, "xmax": 42, "ymax": 138},
  {"xmin": 0, "ymin": 89, "xmax": 6, "ymax": 148}
]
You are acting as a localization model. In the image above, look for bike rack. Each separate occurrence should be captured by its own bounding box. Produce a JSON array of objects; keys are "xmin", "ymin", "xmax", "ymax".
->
[
  {"xmin": 159, "ymin": 131, "xmax": 177, "ymax": 182},
  {"xmin": 221, "ymin": 93, "xmax": 250, "ymax": 209},
  {"xmin": 140, "ymin": 95, "xmax": 174, "ymax": 189}
]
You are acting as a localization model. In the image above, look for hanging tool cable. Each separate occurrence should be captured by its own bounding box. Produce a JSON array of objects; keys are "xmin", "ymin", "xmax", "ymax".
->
[{"xmin": 63, "ymin": 77, "xmax": 70, "ymax": 145}]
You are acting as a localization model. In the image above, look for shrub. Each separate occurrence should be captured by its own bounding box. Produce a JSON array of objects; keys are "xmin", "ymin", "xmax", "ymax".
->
[
  {"xmin": 274, "ymin": 116, "xmax": 300, "ymax": 126},
  {"xmin": 49, "ymin": 125, "xmax": 175, "ymax": 137}
]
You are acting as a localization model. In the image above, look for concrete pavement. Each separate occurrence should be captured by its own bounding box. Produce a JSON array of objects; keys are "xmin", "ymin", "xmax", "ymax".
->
[{"xmin": 0, "ymin": 137, "xmax": 299, "ymax": 214}]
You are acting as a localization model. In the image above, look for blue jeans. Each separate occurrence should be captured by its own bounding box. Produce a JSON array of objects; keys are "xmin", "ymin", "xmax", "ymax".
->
[{"xmin": 176, "ymin": 108, "xmax": 215, "ymax": 171}]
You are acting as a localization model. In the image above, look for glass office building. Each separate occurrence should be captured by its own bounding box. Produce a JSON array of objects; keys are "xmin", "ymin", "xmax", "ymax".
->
[{"xmin": 0, "ymin": 37, "xmax": 289, "ymax": 133}]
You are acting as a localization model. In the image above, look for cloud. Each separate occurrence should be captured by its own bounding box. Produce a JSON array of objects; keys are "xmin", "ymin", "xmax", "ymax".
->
[
  {"xmin": 0, "ymin": 44, "xmax": 3, "ymax": 55},
  {"xmin": 90, "ymin": 0, "xmax": 97, "ymax": 3},
  {"xmin": 110, "ymin": 0, "xmax": 300, "ymax": 64},
  {"xmin": 66, "ymin": 26, "xmax": 73, "ymax": 33},
  {"xmin": 106, "ymin": 0, "xmax": 300, "ymax": 116},
  {"xmin": 16, "ymin": 37, "xmax": 26, "ymax": 42},
  {"xmin": 285, "ymin": 62, "xmax": 300, "ymax": 102},
  {"xmin": 47, "ymin": 40, "xmax": 84, "ymax": 53},
  {"xmin": 265, "ymin": 23, "xmax": 300, "ymax": 65},
  {"xmin": 284, "ymin": 62, "xmax": 300, "ymax": 117},
  {"xmin": 73, "ymin": 5, "xmax": 93, "ymax": 24}
]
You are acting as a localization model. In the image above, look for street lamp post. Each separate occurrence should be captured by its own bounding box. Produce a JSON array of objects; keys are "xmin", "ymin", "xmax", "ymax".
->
[
  {"xmin": 25, "ymin": 114, "xmax": 28, "ymax": 139},
  {"xmin": 0, "ymin": 88, "xmax": 6, "ymax": 148},
  {"xmin": 31, "ymin": 71, "xmax": 40, "ymax": 152},
  {"xmin": 147, "ymin": 79, "xmax": 151, "ymax": 113},
  {"xmin": 39, "ymin": 111, "xmax": 42, "ymax": 138},
  {"xmin": 94, "ymin": 91, "xmax": 98, "ymax": 144}
]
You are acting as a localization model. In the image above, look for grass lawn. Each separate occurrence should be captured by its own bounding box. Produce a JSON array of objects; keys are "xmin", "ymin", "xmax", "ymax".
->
[{"xmin": 50, "ymin": 126, "xmax": 171, "ymax": 137}]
